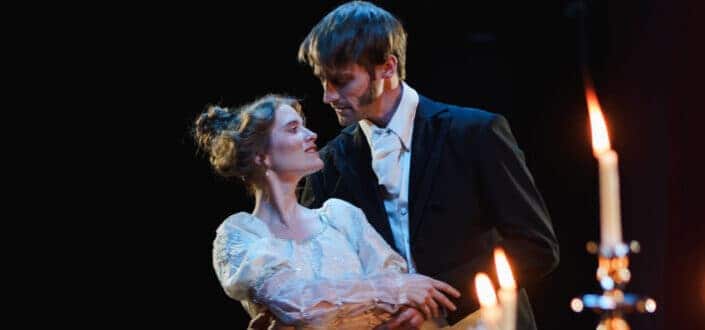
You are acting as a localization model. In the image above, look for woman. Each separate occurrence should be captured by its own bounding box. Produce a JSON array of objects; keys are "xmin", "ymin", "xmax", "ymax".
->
[{"xmin": 194, "ymin": 95, "xmax": 460, "ymax": 329}]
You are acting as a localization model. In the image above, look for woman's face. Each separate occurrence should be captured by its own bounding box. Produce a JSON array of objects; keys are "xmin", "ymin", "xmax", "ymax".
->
[{"xmin": 265, "ymin": 104, "xmax": 323, "ymax": 180}]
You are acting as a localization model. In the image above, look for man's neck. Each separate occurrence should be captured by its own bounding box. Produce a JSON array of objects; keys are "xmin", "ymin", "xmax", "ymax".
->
[{"xmin": 368, "ymin": 79, "xmax": 403, "ymax": 127}]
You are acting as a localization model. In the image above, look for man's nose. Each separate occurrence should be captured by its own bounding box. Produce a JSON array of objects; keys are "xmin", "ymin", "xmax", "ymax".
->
[{"xmin": 322, "ymin": 81, "xmax": 339, "ymax": 104}]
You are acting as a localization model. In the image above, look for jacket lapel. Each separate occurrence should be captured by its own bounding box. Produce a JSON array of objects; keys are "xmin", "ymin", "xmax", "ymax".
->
[
  {"xmin": 337, "ymin": 124, "xmax": 395, "ymax": 247},
  {"xmin": 409, "ymin": 96, "xmax": 450, "ymax": 242}
]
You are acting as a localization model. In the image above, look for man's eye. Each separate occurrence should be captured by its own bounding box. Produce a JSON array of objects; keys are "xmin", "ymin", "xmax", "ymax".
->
[
  {"xmin": 326, "ymin": 77, "xmax": 348, "ymax": 86},
  {"xmin": 334, "ymin": 78, "xmax": 349, "ymax": 86}
]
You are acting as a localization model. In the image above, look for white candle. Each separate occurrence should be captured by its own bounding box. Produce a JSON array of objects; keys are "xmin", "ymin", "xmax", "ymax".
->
[
  {"xmin": 475, "ymin": 273, "xmax": 500, "ymax": 330},
  {"xmin": 495, "ymin": 249, "xmax": 517, "ymax": 330},
  {"xmin": 586, "ymin": 86, "xmax": 623, "ymax": 250},
  {"xmin": 597, "ymin": 150, "xmax": 622, "ymax": 249}
]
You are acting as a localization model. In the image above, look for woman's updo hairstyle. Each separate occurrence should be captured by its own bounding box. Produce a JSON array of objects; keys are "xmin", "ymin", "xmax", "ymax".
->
[{"xmin": 194, "ymin": 94, "xmax": 302, "ymax": 193}]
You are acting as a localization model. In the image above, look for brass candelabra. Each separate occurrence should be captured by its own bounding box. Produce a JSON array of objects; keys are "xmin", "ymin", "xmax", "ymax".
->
[{"xmin": 571, "ymin": 241, "xmax": 657, "ymax": 330}]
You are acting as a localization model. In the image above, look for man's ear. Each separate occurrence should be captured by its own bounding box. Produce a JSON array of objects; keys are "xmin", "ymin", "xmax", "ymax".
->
[{"xmin": 380, "ymin": 55, "xmax": 398, "ymax": 79}]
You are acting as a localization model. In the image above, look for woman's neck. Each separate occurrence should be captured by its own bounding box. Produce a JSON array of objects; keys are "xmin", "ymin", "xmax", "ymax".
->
[{"xmin": 252, "ymin": 174, "xmax": 301, "ymax": 228}]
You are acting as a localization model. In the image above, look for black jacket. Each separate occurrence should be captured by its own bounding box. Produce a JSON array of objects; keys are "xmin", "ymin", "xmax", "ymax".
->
[{"xmin": 302, "ymin": 95, "xmax": 559, "ymax": 329}]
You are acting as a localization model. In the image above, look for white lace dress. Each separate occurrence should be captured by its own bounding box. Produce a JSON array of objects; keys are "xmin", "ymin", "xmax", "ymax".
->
[{"xmin": 212, "ymin": 198, "xmax": 410, "ymax": 329}]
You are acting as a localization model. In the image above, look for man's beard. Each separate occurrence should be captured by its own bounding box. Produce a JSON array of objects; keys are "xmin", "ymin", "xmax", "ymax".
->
[
  {"xmin": 358, "ymin": 78, "xmax": 380, "ymax": 107},
  {"xmin": 335, "ymin": 78, "xmax": 381, "ymax": 126}
]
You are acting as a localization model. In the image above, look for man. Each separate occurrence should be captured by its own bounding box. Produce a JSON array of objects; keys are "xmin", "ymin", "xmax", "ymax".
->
[{"xmin": 299, "ymin": 2, "xmax": 559, "ymax": 329}]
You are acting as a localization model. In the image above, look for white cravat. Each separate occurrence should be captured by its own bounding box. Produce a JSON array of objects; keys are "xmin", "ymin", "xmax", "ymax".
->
[
  {"xmin": 360, "ymin": 82, "xmax": 419, "ymax": 273},
  {"xmin": 370, "ymin": 127, "xmax": 403, "ymax": 197}
]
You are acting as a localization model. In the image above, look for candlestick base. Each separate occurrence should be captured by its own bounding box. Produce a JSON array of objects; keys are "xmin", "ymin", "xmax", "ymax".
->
[
  {"xmin": 571, "ymin": 240, "xmax": 656, "ymax": 329},
  {"xmin": 597, "ymin": 316, "xmax": 630, "ymax": 330}
]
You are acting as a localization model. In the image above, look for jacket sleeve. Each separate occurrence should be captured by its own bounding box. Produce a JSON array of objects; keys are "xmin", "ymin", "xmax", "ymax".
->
[
  {"xmin": 433, "ymin": 114, "xmax": 559, "ymax": 319},
  {"xmin": 474, "ymin": 114, "xmax": 559, "ymax": 286}
]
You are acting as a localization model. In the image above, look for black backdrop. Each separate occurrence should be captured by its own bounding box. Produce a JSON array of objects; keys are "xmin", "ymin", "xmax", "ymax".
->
[{"xmin": 111, "ymin": 1, "xmax": 704, "ymax": 329}]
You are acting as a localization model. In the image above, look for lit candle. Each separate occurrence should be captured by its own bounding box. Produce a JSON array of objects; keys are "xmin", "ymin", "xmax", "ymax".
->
[
  {"xmin": 494, "ymin": 248, "xmax": 517, "ymax": 330},
  {"xmin": 586, "ymin": 87, "xmax": 623, "ymax": 250},
  {"xmin": 475, "ymin": 273, "xmax": 500, "ymax": 330}
]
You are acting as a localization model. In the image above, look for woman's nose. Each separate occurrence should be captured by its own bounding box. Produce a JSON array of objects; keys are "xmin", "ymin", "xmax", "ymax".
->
[{"xmin": 305, "ymin": 128, "xmax": 317, "ymax": 141}]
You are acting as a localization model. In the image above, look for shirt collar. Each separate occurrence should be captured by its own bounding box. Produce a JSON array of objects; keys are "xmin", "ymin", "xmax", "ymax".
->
[{"xmin": 359, "ymin": 82, "xmax": 419, "ymax": 150}]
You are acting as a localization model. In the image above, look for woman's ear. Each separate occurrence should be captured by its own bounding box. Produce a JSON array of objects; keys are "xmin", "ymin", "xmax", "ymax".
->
[{"xmin": 255, "ymin": 154, "xmax": 272, "ymax": 169}]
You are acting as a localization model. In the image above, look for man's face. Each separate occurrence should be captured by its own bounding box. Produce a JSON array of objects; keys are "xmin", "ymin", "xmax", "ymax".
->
[{"xmin": 318, "ymin": 63, "xmax": 382, "ymax": 126}]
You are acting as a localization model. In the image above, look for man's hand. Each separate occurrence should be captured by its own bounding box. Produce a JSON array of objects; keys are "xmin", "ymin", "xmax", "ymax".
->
[
  {"xmin": 400, "ymin": 274, "xmax": 459, "ymax": 319},
  {"xmin": 375, "ymin": 307, "xmax": 425, "ymax": 330}
]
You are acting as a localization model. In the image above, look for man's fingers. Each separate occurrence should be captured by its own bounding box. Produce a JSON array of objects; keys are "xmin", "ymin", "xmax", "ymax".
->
[
  {"xmin": 387, "ymin": 308, "xmax": 415, "ymax": 329},
  {"xmin": 425, "ymin": 293, "xmax": 439, "ymax": 318},
  {"xmin": 433, "ymin": 280, "xmax": 461, "ymax": 298},
  {"xmin": 419, "ymin": 302, "xmax": 432, "ymax": 320},
  {"xmin": 432, "ymin": 289, "xmax": 457, "ymax": 311},
  {"xmin": 373, "ymin": 324, "xmax": 389, "ymax": 330},
  {"xmin": 406, "ymin": 313, "xmax": 425, "ymax": 329}
]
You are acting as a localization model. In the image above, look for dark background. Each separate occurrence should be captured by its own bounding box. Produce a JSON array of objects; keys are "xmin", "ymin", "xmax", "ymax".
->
[{"xmin": 110, "ymin": 1, "xmax": 704, "ymax": 329}]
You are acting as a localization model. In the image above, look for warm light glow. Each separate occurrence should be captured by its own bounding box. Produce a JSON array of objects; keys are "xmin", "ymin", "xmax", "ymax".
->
[
  {"xmin": 475, "ymin": 273, "xmax": 498, "ymax": 307},
  {"xmin": 597, "ymin": 317, "xmax": 629, "ymax": 330},
  {"xmin": 494, "ymin": 248, "xmax": 517, "ymax": 289},
  {"xmin": 645, "ymin": 299, "xmax": 657, "ymax": 313},
  {"xmin": 586, "ymin": 87, "xmax": 612, "ymax": 156},
  {"xmin": 570, "ymin": 298, "xmax": 584, "ymax": 312}
]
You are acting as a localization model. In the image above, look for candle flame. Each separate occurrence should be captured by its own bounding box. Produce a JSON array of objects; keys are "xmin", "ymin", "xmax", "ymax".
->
[
  {"xmin": 494, "ymin": 248, "xmax": 517, "ymax": 289},
  {"xmin": 586, "ymin": 87, "xmax": 612, "ymax": 156},
  {"xmin": 475, "ymin": 273, "xmax": 498, "ymax": 307}
]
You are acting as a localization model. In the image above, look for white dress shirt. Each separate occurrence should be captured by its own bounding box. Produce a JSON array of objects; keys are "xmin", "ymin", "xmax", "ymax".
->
[{"xmin": 359, "ymin": 82, "xmax": 419, "ymax": 273}]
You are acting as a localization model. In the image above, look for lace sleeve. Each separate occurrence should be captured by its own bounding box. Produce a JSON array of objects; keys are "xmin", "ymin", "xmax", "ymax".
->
[
  {"xmin": 213, "ymin": 210, "xmax": 409, "ymax": 327},
  {"xmin": 257, "ymin": 269, "xmax": 407, "ymax": 327},
  {"xmin": 212, "ymin": 216, "xmax": 285, "ymax": 301},
  {"xmin": 354, "ymin": 206, "xmax": 408, "ymax": 275},
  {"xmin": 325, "ymin": 199, "xmax": 408, "ymax": 275}
]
